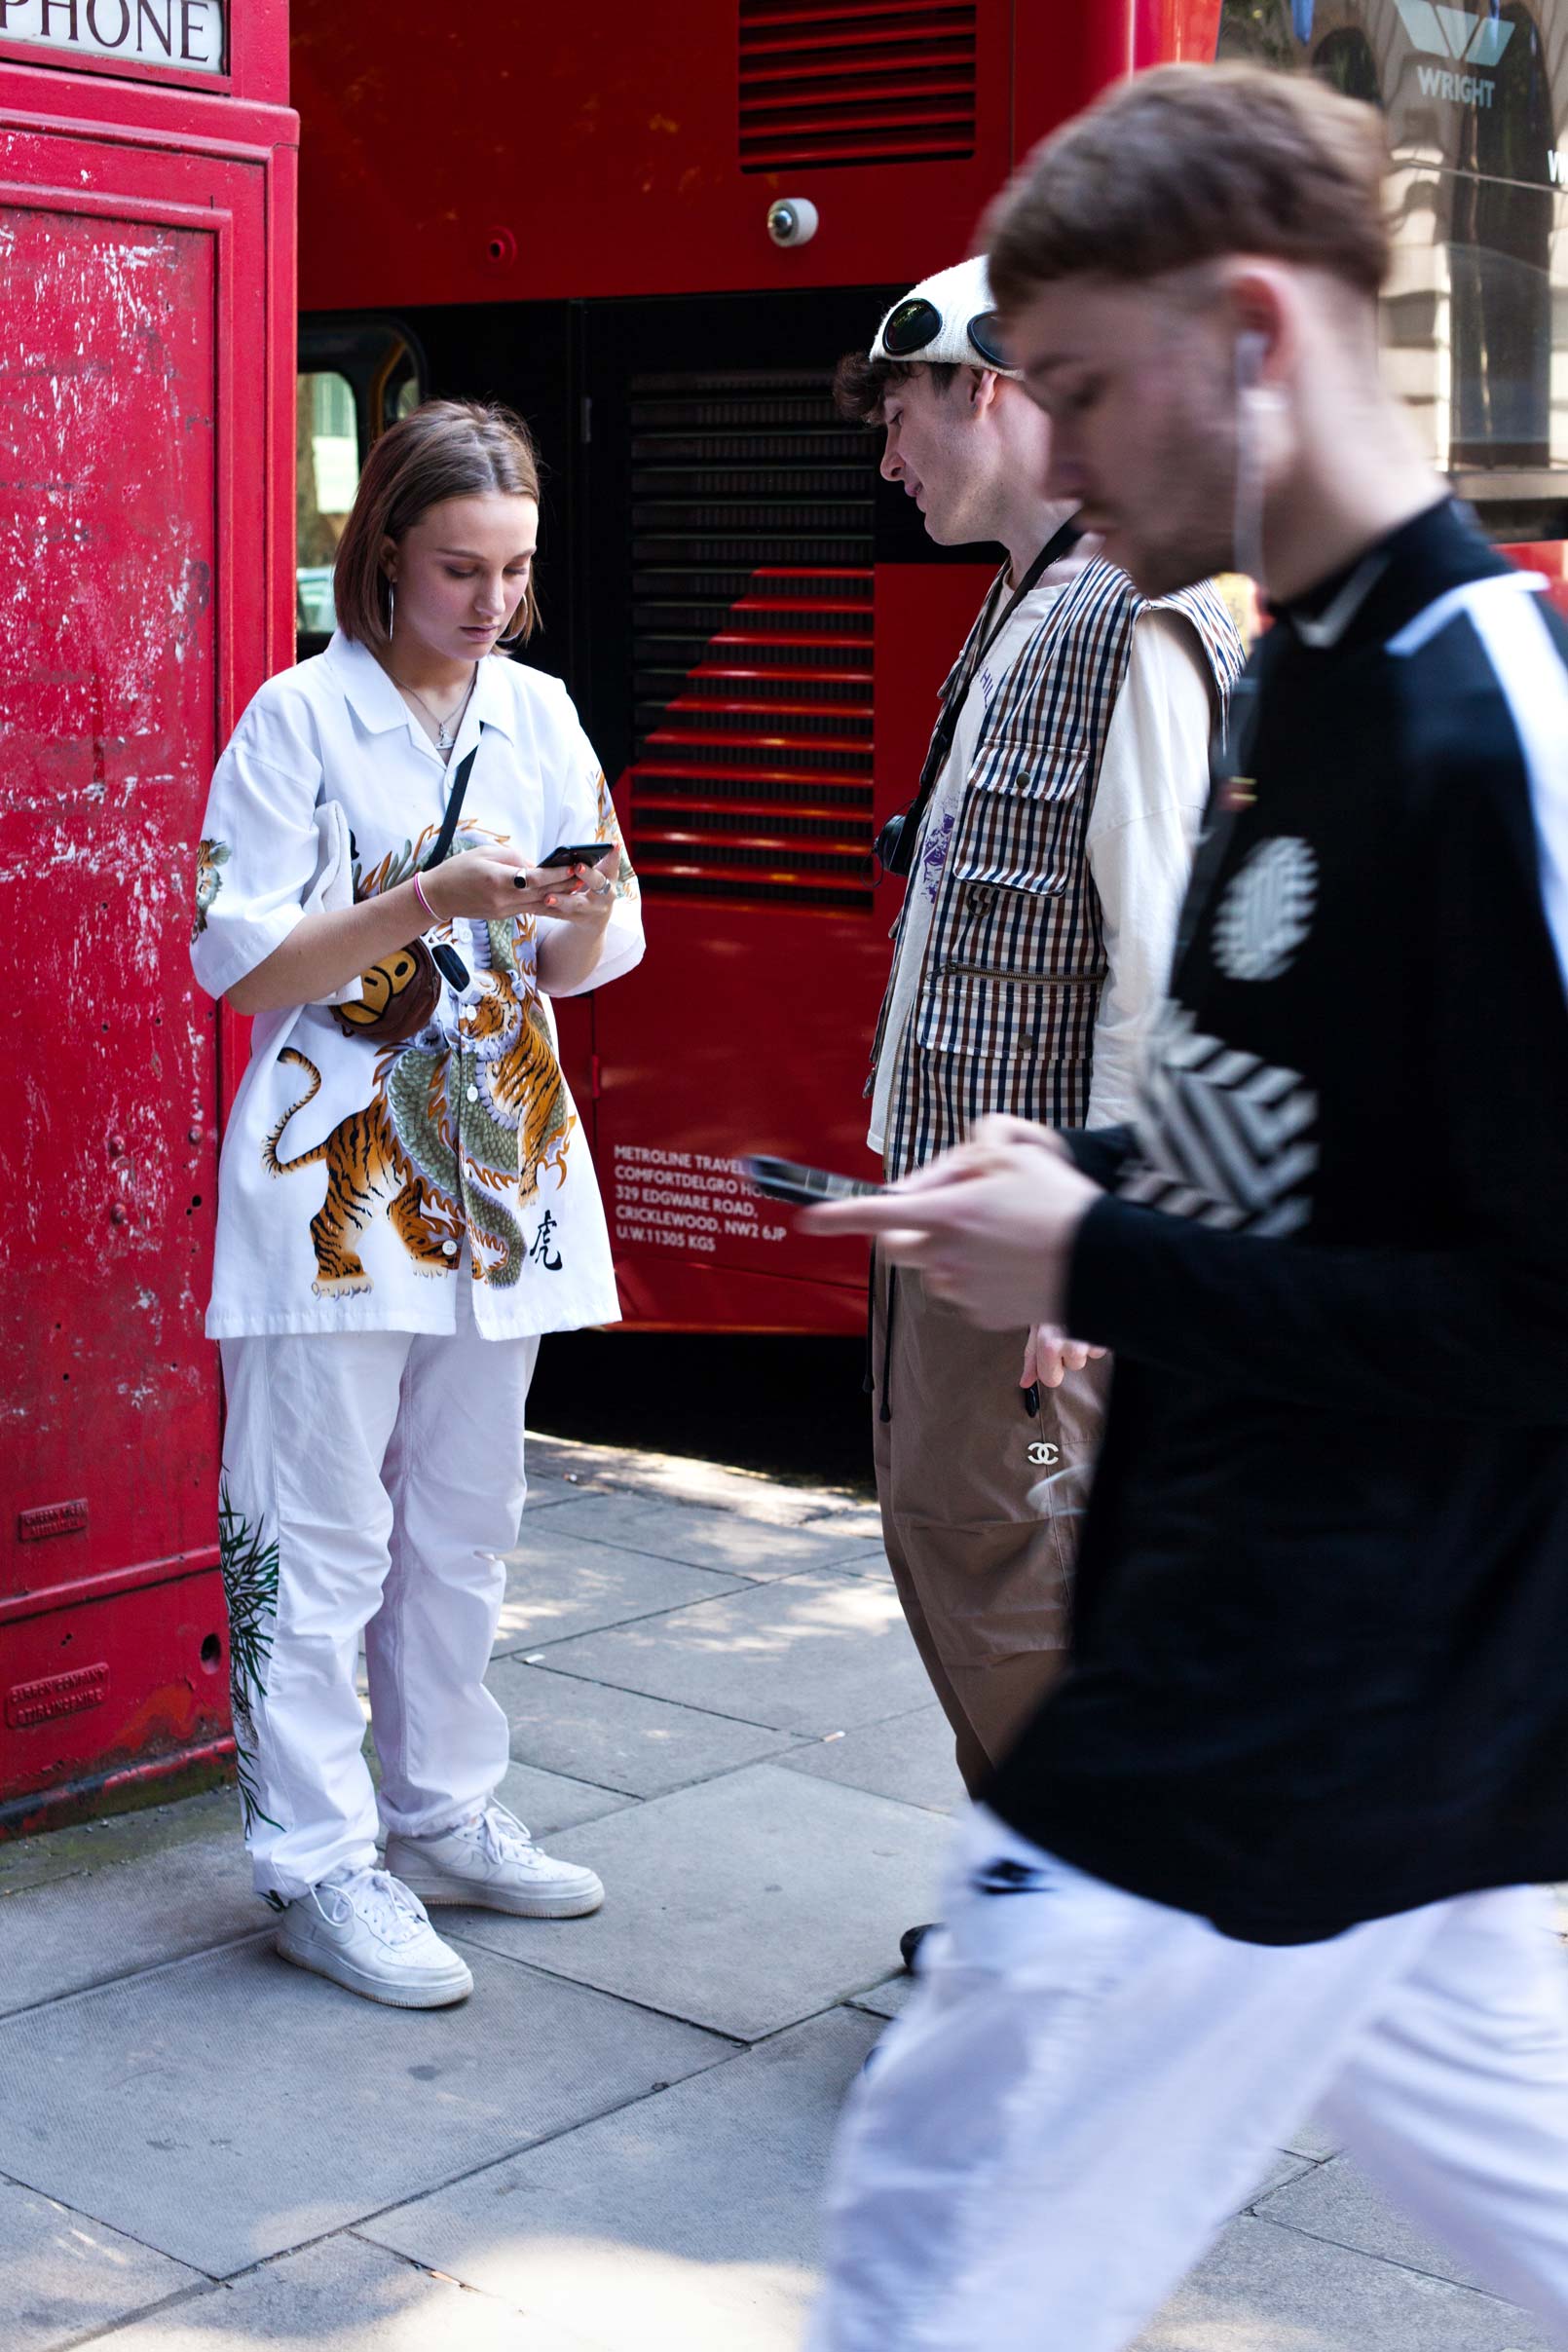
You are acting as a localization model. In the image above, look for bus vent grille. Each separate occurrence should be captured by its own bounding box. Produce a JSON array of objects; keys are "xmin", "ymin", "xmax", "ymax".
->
[
  {"xmin": 738, "ymin": 1, "xmax": 978, "ymax": 173},
  {"xmin": 628, "ymin": 368, "xmax": 877, "ymax": 914}
]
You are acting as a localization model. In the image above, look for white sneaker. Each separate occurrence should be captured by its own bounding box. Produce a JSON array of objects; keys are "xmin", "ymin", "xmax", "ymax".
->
[
  {"xmin": 275, "ymin": 1865, "xmax": 474, "ymax": 2008},
  {"xmin": 385, "ymin": 1803, "xmax": 605, "ymax": 1919}
]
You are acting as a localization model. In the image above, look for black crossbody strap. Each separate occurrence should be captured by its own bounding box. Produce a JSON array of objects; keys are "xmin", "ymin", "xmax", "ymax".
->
[
  {"xmin": 423, "ymin": 744, "xmax": 479, "ymax": 872},
  {"xmin": 418, "ymin": 743, "xmax": 481, "ymax": 994},
  {"xmin": 906, "ymin": 514, "xmax": 1083, "ymax": 832}
]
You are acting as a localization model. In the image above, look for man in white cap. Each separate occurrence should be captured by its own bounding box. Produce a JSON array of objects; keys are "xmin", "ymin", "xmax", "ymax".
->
[{"xmin": 835, "ymin": 257, "xmax": 1242, "ymax": 1966}]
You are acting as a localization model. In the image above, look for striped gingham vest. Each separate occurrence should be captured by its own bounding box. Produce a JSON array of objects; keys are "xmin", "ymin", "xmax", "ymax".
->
[{"xmin": 874, "ymin": 557, "xmax": 1243, "ymax": 1180}]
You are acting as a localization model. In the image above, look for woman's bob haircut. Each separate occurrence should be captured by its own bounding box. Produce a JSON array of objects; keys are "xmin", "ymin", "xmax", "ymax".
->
[{"xmin": 333, "ymin": 397, "xmax": 543, "ymax": 651}]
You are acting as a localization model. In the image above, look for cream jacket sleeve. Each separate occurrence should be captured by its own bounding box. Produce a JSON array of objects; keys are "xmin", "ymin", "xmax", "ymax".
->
[{"xmin": 1084, "ymin": 609, "xmax": 1215, "ymax": 1130}]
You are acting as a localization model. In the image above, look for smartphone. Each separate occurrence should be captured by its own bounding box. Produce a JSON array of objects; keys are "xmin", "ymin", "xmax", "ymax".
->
[
  {"xmin": 741, "ymin": 1154, "xmax": 882, "ymax": 1208},
  {"xmin": 538, "ymin": 841, "xmax": 609, "ymax": 868}
]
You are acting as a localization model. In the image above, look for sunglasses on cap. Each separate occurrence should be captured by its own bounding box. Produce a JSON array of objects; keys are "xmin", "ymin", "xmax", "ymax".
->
[{"xmin": 880, "ymin": 296, "xmax": 1012, "ymax": 368}]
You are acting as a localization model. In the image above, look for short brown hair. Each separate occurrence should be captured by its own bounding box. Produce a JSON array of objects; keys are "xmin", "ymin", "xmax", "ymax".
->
[
  {"xmin": 333, "ymin": 397, "xmax": 543, "ymax": 649},
  {"xmin": 833, "ymin": 351, "xmax": 960, "ymax": 426},
  {"xmin": 986, "ymin": 63, "xmax": 1390, "ymax": 313}
]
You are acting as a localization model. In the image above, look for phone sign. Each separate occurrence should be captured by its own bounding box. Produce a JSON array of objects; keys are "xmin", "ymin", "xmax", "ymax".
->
[{"xmin": 0, "ymin": 0, "xmax": 227, "ymax": 76}]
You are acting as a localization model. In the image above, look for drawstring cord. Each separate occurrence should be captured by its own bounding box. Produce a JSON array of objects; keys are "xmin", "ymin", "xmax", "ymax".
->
[
  {"xmin": 863, "ymin": 1246, "xmax": 877, "ymax": 1398},
  {"xmin": 864, "ymin": 1246, "xmax": 898, "ymax": 1422}
]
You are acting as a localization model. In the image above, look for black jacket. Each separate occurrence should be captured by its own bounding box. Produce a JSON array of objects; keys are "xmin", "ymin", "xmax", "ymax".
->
[{"xmin": 986, "ymin": 501, "xmax": 1568, "ymax": 1943}]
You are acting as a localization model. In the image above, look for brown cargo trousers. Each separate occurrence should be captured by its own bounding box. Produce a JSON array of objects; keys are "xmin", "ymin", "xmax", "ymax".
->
[{"xmin": 870, "ymin": 1251, "xmax": 1110, "ymax": 1796}]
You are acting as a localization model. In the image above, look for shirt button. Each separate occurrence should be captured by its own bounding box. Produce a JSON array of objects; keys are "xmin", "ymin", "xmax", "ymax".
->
[
  {"xmin": 441, "ymin": 1239, "xmax": 459, "ymax": 1257},
  {"xmin": 466, "ymin": 1084, "xmax": 479, "ymax": 1102}
]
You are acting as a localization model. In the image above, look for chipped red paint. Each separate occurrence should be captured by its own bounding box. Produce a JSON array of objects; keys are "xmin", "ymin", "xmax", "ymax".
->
[{"xmin": 0, "ymin": 8, "xmax": 293, "ymax": 1833}]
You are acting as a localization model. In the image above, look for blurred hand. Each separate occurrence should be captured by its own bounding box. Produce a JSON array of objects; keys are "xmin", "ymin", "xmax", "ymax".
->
[
  {"xmin": 801, "ymin": 1138, "xmax": 1101, "ymax": 1329},
  {"xmin": 894, "ymin": 1114, "xmax": 1067, "ymax": 1199},
  {"xmin": 1022, "ymin": 1324, "xmax": 1107, "ymax": 1391},
  {"xmin": 972, "ymin": 1114, "xmax": 1070, "ymax": 1159}
]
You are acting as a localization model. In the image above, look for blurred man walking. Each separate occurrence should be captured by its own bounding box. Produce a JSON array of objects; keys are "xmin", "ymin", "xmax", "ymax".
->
[{"xmin": 805, "ymin": 65, "xmax": 1568, "ymax": 2352}]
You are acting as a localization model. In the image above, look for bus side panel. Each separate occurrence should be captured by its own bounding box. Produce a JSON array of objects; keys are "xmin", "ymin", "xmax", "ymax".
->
[
  {"xmin": 294, "ymin": 0, "xmax": 1096, "ymax": 312},
  {"xmin": 584, "ymin": 559, "xmax": 992, "ymax": 1333}
]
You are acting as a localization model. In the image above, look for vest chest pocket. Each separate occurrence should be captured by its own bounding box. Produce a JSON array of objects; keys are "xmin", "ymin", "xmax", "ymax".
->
[{"xmin": 948, "ymin": 735, "xmax": 1091, "ymax": 892}]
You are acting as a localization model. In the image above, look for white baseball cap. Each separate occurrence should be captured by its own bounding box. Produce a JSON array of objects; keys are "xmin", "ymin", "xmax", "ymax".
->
[{"xmin": 869, "ymin": 255, "xmax": 1019, "ymax": 375}]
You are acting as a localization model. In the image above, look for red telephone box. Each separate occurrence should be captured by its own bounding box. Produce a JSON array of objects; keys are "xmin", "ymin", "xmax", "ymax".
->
[{"xmin": 0, "ymin": 2, "xmax": 295, "ymax": 1835}]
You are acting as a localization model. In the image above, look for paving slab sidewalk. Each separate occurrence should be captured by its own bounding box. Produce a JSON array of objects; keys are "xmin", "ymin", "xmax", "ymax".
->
[{"xmin": 1, "ymin": 1434, "xmax": 1559, "ymax": 2350}]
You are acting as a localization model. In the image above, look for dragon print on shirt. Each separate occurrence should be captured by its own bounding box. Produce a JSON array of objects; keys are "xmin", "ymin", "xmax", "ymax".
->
[
  {"xmin": 262, "ymin": 919, "xmax": 576, "ymax": 1294},
  {"xmin": 1118, "ymin": 1001, "xmax": 1318, "ymax": 1237},
  {"xmin": 592, "ymin": 766, "xmax": 641, "ymax": 902},
  {"xmin": 216, "ymin": 1479, "xmax": 282, "ymax": 1841}
]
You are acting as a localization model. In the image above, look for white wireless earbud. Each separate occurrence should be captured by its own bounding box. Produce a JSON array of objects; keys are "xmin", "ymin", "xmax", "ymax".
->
[
  {"xmin": 1232, "ymin": 331, "xmax": 1276, "ymax": 591},
  {"xmin": 1237, "ymin": 330, "xmax": 1285, "ymax": 417}
]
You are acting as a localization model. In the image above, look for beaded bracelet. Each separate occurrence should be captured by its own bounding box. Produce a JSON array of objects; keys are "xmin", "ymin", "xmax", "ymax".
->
[{"xmin": 412, "ymin": 872, "xmax": 436, "ymax": 924}]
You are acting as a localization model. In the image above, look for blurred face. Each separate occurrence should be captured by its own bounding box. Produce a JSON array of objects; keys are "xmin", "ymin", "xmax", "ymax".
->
[
  {"xmin": 1007, "ymin": 278, "xmax": 1237, "ymax": 596},
  {"xmin": 382, "ymin": 491, "xmax": 537, "ymax": 664},
  {"xmin": 878, "ymin": 366, "xmax": 1014, "ymax": 546}
]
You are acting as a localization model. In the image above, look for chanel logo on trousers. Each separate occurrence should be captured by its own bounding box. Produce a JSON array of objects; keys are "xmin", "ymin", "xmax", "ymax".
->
[{"xmin": 1027, "ymin": 1440, "xmax": 1061, "ymax": 1467}]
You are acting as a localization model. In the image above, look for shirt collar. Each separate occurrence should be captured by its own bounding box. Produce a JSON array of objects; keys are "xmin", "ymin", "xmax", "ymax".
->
[
  {"xmin": 322, "ymin": 629, "xmax": 517, "ymax": 744},
  {"xmin": 467, "ymin": 647, "xmax": 517, "ymax": 741},
  {"xmin": 1267, "ymin": 498, "xmax": 1512, "ymax": 654}
]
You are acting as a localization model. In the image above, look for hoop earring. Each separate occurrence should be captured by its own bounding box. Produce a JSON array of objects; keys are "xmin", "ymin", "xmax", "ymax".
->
[{"xmin": 387, "ymin": 579, "xmax": 395, "ymax": 640}]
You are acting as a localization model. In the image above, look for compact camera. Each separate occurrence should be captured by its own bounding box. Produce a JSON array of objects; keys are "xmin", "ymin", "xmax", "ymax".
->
[{"xmin": 875, "ymin": 807, "xmax": 915, "ymax": 878}]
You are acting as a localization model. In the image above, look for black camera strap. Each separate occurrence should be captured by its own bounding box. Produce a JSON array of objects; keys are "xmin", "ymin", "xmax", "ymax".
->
[
  {"xmin": 877, "ymin": 512, "xmax": 1082, "ymax": 878},
  {"xmin": 421, "ymin": 742, "xmax": 480, "ymax": 991},
  {"xmin": 423, "ymin": 743, "xmax": 479, "ymax": 873}
]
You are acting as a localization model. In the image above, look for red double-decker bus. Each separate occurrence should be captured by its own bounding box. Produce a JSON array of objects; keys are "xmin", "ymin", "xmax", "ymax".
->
[
  {"xmin": 286, "ymin": 0, "xmax": 1568, "ymax": 1335},
  {"xmin": 284, "ymin": 0, "xmax": 1239, "ymax": 1336},
  {"xmin": 288, "ymin": 0, "xmax": 1568, "ymax": 1339}
]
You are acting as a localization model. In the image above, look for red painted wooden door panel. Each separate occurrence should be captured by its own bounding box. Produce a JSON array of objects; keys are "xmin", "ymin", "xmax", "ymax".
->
[{"xmin": 0, "ymin": 126, "xmax": 269, "ymax": 1824}]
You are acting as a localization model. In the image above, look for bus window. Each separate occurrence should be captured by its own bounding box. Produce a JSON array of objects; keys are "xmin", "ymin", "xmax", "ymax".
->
[
  {"xmin": 294, "ymin": 321, "xmax": 426, "ymax": 654},
  {"xmin": 1312, "ymin": 23, "xmax": 1379, "ymax": 102},
  {"xmin": 1449, "ymin": 2, "xmax": 1552, "ymax": 470},
  {"xmin": 1216, "ymin": 0, "xmax": 1568, "ymax": 549},
  {"xmin": 296, "ymin": 369, "xmax": 358, "ymax": 636}
]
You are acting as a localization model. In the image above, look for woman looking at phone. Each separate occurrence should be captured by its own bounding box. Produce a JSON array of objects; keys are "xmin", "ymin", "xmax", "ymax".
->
[{"xmin": 190, "ymin": 398, "xmax": 642, "ymax": 2008}]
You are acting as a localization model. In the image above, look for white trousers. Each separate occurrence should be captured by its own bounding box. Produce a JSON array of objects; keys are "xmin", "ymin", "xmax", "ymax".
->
[
  {"xmin": 218, "ymin": 1267, "xmax": 539, "ymax": 1900},
  {"xmin": 809, "ymin": 1806, "xmax": 1568, "ymax": 2352}
]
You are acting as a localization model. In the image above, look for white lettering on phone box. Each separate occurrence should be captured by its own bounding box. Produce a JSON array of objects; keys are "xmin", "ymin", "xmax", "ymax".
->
[
  {"xmin": 0, "ymin": 0, "xmax": 227, "ymax": 75},
  {"xmin": 611, "ymin": 1144, "xmax": 788, "ymax": 1253}
]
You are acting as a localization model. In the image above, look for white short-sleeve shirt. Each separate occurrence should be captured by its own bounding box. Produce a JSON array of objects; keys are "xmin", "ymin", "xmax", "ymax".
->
[{"xmin": 191, "ymin": 631, "xmax": 644, "ymax": 1341}]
